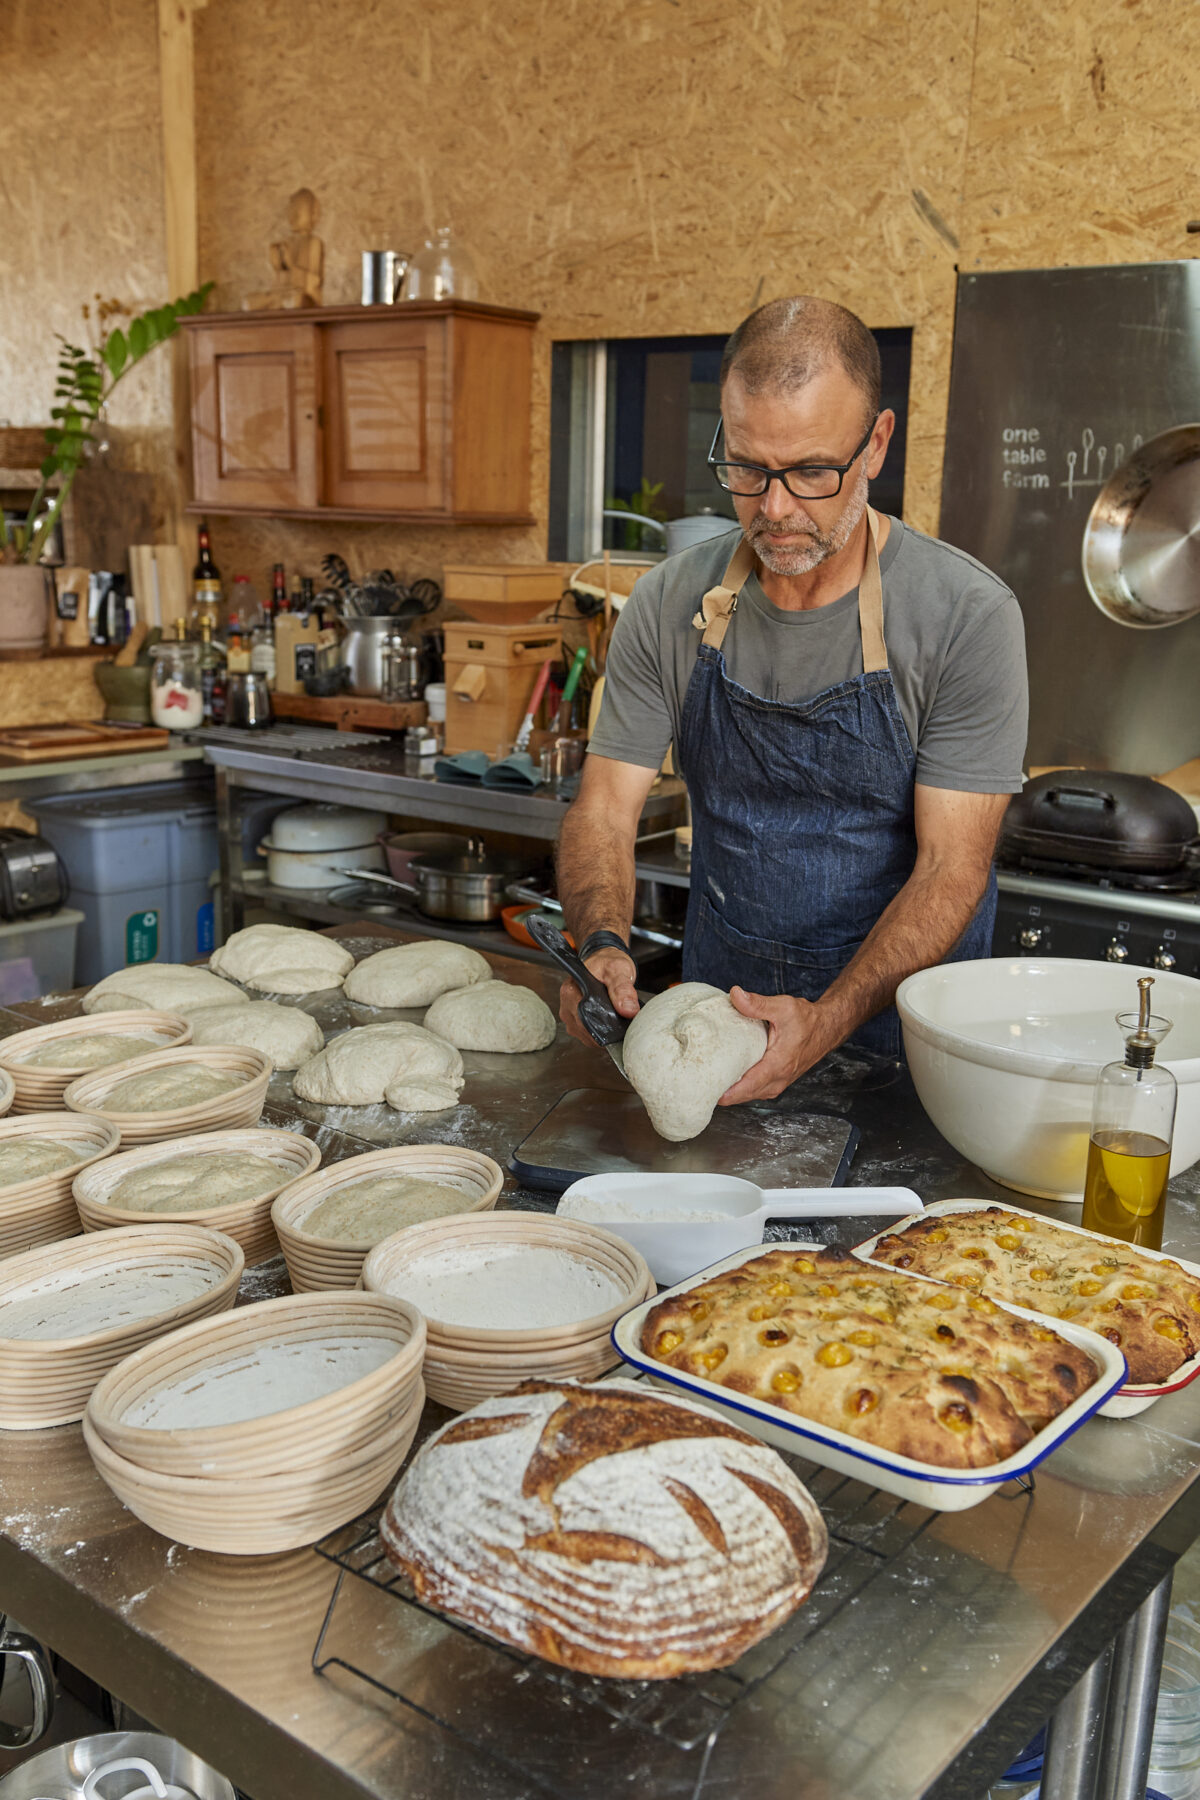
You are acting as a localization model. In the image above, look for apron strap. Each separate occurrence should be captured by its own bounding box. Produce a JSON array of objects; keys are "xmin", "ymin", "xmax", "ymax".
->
[{"xmin": 692, "ymin": 507, "xmax": 889, "ymax": 670}]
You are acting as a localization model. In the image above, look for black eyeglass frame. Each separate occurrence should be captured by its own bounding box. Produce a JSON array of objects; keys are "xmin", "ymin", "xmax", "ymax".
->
[{"xmin": 706, "ymin": 413, "xmax": 879, "ymax": 499}]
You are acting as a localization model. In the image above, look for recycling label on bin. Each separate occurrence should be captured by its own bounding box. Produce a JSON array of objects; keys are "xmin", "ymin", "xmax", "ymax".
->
[{"xmin": 126, "ymin": 910, "xmax": 159, "ymax": 964}]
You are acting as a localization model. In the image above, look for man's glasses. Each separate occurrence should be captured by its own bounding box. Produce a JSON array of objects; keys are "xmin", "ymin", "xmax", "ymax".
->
[{"xmin": 707, "ymin": 414, "xmax": 877, "ymax": 500}]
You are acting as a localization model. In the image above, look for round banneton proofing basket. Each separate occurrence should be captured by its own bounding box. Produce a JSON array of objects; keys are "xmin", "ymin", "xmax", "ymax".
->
[
  {"xmin": 0, "ymin": 1223, "xmax": 243, "ymax": 1429},
  {"xmin": 72, "ymin": 1127, "xmax": 322, "ymax": 1265},
  {"xmin": 361, "ymin": 1211, "xmax": 654, "ymax": 1410},
  {"xmin": 0, "ymin": 1112, "xmax": 122, "ymax": 1261},
  {"xmin": 271, "ymin": 1144, "xmax": 504, "ymax": 1292},
  {"xmin": 62, "ymin": 1046, "xmax": 272, "ymax": 1145},
  {"xmin": 83, "ymin": 1291, "xmax": 425, "ymax": 1551},
  {"xmin": 0, "ymin": 1011, "xmax": 192, "ymax": 1112}
]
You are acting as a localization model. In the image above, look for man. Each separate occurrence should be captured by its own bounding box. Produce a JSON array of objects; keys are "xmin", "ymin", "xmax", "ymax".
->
[{"xmin": 556, "ymin": 295, "xmax": 1027, "ymax": 1103}]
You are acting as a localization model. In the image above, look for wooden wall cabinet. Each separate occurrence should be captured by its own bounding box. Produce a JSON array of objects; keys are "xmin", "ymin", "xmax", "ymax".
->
[{"xmin": 183, "ymin": 300, "xmax": 537, "ymax": 525}]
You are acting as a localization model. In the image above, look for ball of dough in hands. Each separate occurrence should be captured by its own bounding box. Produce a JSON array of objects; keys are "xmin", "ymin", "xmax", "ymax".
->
[
  {"xmin": 343, "ymin": 940, "xmax": 491, "ymax": 1010},
  {"xmin": 188, "ymin": 1000, "xmax": 324, "ymax": 1071},
  {"xmin": 210, "ymin": 924, "xmax": 353, "ymax": 995},
  {"xmin": 622, "ymin": 982, "xmax": 768, "ymax": 1142},
  {"xmin": 83, "ymin": 964, "xmax": 248, "ymax": 1018},
  {"xmin": 293, "ymin": 1023, "xmax": 465, "ymax": 1112},
  {"xmin": 422, "ymin": 980, "xmax": 556, "ymax": 1053}
]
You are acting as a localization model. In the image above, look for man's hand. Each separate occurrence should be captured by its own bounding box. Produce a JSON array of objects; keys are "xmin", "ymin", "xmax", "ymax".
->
[
  {"xmin": 718, "ymin": 987, "xmax": 841, "ymax": 1103},
  {"xmin": 559, "ymin": 948, "xmax": 640, "ymax": 1046}
]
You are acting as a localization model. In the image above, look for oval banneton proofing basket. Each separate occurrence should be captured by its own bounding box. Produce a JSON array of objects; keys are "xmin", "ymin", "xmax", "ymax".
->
[
  {"xmin": 62, "ymin": 1045, "xmax": 272, "ymax": 1145},
  {"xmin": 0, "ymin": 1069, "xmax": 13, "ymax": 1118},
  {"xmin": 0, "ymin": 1112, "xmax": 122, "ymax": 1261},
  {"xmin": 86, "ymin": 1289, "xmax": 425, "ymax": 1478},
  {"xmin": 0, "ymin": 1011, "xmax": 192, "ymax": 1112},
  {"xmin": 271, "ymin": 1144, "xmax": 504, "ymax": 1292},
  {"xmin": 72, "ymin": 1127, "xmax": 322, "ymax": 1266},
  {"xmin": 0, "ymin": 1223, "xmax": 244, "ymax": 1430},
  {"xmin": 361, "ymin": 1211, "xmax": 654, "ymax": 1410}
]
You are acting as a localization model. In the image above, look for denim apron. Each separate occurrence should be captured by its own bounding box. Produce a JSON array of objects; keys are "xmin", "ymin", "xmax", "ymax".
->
[{"xmin": 676, "ymin": 510, "xmax": 997, "ymax": 1058}]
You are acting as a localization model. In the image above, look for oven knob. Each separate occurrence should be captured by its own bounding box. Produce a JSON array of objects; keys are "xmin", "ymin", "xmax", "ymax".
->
[
  {"xmin": 1019, "ymin": 927, "xmax": 1044, "ymax": 950},
  {"xmin": 1105, "ymin": 939, "xmax": 1130, "ymax": 964},
  {"xmin": 1153, "ymin": 947, "xmax": 1178, "ymax": 971}
]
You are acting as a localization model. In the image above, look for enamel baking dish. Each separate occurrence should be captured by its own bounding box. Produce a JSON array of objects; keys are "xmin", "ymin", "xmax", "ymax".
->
[
  {"xmin": 853, "ymin": 1197, "xmax": 1200, "ymax": 1419},
  {"xmin": 612, "ymin": 1241, "xmax": 1126, "ymax": 1511}
]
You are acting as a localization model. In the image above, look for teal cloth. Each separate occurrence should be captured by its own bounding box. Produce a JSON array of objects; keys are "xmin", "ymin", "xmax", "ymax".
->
[
  {"xmin": 481, "ymin": 752, "xmax": 543, "ymax": 789},
  {"xmin": 433, "ymin": 751, "xmax": 491, "ymax": 785}
]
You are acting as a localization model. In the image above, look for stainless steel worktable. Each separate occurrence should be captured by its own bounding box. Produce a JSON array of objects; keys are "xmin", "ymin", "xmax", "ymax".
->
[{"xmin": 2, "ymin": 929, "xmax": 1199, "ymax": 1800}]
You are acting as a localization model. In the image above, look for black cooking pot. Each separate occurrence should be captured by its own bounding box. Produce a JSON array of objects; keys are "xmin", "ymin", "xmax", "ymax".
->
[{"xmin": 999, "ymin": 770, "xmax": 1199, "ymax": 873}]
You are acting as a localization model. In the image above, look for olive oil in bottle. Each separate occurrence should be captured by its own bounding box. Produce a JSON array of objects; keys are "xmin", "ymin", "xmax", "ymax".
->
[{"xmin": 1080, "ymin": 976, "xmax": 1176, "ymax": 1250}]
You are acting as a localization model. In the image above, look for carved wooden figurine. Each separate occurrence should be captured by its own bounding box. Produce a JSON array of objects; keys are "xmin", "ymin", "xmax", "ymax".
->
[{"xmin": 245, "ymin": 187, "xmax": 324, "ymax": 310}]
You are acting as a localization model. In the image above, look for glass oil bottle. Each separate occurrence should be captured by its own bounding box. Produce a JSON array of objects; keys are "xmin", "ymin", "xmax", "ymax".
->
[{"xmin": 1081, "ymin": 975, "xmax": 1176, "ymax": 1249}]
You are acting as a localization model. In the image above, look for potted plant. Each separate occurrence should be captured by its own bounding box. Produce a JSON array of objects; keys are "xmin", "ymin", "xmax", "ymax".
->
[{"xmin": 0, "ymin": 284, "xmax": 212, "ymax": 653}]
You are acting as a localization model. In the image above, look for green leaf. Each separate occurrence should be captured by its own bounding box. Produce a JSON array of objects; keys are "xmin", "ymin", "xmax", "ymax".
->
[
  {"xmin": 127, "ymin": 315, "xmax": 149, "ymax": 360},
  {"xmin": 101, "ymin": 329, "xmax": 128, "ymax": 379}
]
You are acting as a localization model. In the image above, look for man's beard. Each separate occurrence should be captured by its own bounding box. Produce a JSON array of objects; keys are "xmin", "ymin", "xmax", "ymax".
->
[{"xmin": 746, "ymin": 462, "xmax": 869, "ymax": 576}]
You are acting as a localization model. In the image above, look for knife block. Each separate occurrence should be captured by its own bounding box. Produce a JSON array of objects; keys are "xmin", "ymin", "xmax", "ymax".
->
[{"xmin": 442, "ymin": 620, "xmax": 562, "ymax": 755}]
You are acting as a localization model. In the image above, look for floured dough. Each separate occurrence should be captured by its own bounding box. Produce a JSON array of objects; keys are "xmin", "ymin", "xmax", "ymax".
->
[
  {"xmin": 423, "ymin": 980, "xmax": 556, "ymax": 1053},
  {"xmin": 303, "ymin": 1173, "xmax": 478, "ymax": 1244},
  {"xmin": 109, "ymin": 1150, "xmax": 284, "ymax": 1213},
  {"xmin": 17, "ymin": 1032, "xmax": 165, "ymax": 1069},
  {"xmin": 188, "ymin": 1000, "xmax": 324, "ymax": 1071},
  {"xmin": 0, "ymin": 1139, "xmax": 82, "ymax": 1187},
  {"xmin": 210, "ymin": 924, "xmax": 353, "ymax": 995},
  {"xmin": 293, "ymin": 1023, "xmax": 464, "ymax": 1110},
  {"xmin": 83, "ymin": 964, "xmax": 248, "ymax": 1019},
  {"xmin": 99, "ymin": 1063, "xmax": 243, "ymax": 1114},
  {"xmin": 344, "ymin": 940, "xmax": 491, "ymax": 1010},
  {"xmin": 622, "ymin": 982, "xmax": 767, "ymax": 1142}
]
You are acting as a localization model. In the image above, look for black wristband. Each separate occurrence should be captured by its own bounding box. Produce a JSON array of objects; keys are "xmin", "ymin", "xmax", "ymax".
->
[{"xmin": 579, "ymin": 929, "xmax": 632, "ymax": 965}]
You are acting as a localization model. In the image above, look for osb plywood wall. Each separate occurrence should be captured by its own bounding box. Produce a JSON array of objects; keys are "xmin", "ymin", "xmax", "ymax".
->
[{"xmin": 5, "ymin": 0, "xmax": 1200, "ymax": 601}]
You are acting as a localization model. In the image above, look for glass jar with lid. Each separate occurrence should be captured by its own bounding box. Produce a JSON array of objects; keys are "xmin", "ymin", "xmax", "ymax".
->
[
  {"xmin": 403, "ymin": 226, "xmax": 479, "ymax": 301},
  {"xmin": 150, "ymin": 641, "xmax": 205, "ymax": 731}
]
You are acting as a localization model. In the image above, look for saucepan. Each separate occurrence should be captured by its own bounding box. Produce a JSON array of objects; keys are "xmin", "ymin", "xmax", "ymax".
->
[
  {"xmin": 1082, "ymin": 423, "xmax": 1200, "ymax": 628},
  {"xmin": 327, "ymin": 850, "xmax": 535, "ymax": 923},
  {"xmin": 0, "ymin": 1731, "xmax": 234, "ymax": 1800},
  {"xmin": 556, "ymin": 1172, "xmax": 920, "ymax": 1285}
]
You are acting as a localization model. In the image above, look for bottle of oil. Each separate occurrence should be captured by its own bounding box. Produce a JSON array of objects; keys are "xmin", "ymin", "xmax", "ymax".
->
[{"xmin": 1081, "ymin": 975, "xmax": 1176, "ymax": 1249}]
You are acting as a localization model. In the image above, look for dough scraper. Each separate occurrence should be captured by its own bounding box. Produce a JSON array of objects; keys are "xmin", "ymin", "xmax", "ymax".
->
[{"xmin": 525, "ymin": 914, "xmax": 630, "ymax": 1078}]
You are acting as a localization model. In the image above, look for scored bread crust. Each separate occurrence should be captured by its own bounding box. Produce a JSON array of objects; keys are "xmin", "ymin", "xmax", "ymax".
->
[
  {"xmin": 381, "ymin": 1378, "xmax": 827, "ymax": 1679},
  {"xmin": 868, "ymin": 1206, "xmax": 1200, "ymax": 1386},
  {"xmin": 642, "ymin": 1248, "xmax": 1099, "ymax": 1469}
]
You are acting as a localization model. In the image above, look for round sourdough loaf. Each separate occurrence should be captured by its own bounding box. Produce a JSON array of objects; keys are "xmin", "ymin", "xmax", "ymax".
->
[{"xmin": 381, "ymin": 1378, "xmax": 827, "ymax": 1678}]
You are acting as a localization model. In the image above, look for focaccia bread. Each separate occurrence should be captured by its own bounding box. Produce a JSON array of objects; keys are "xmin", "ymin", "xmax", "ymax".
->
[
  {"xmin": 868, "ymin": 1206, "xmax": 1200, "ymax": 1386},
  {"xmin": 382, "ymin": 1378, "xmax": 827, "ymax": 1679},
  {"xmin": 642, "ymin": 1248, "xmax": 1099, "ymax": 1469}
]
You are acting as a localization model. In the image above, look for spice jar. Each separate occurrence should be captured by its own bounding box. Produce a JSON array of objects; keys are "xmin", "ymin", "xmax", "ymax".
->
[{"xmin": 150, "ymin": 641, "xmax": 204, "ymax": 731}]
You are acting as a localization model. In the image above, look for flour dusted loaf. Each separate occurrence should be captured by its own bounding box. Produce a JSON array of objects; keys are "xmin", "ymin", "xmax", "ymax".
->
[
  {"xmin": 423, "ymin": 980, "xmax": 556, "ymax": 1053},
  {"xmin": 643, "ymin": 1248, "xmax": 1100, "ymax": 1468},
  {"xmin": 293, "ymin": 1022, "xmax": 464, "ymax": 1111},
  {"xmin": 17, "ymin": 1033, "xmax": 164, "ymax": 1069},
  {"xmin": 189, "ymin": 1000, "xmax": 324, "ymax": 1071},
  {"xmin": 868, "ymin": 1206, "xmax": 1200, "ymax": 1386},
  {"xmin": 622, "ymin": 983, "xmax": 767, "ymax": 1141},
  {"xmin": 382, "ymin": 1378, "xmax": 827, "ymax": 1678},
  {"xmin": 210, "ymin": 925, "xmax": 353, "ymax": 995},
  {"xmin": 83, "ymin": 964, "xmax": 247, "ymax": 1018},
  {"xmin": 344, "ymin": 940, "xmax": 491, "ymax": 1010},
  {"xmin": 98, "ymin": 1063, "xmax": 243, "ymax": 1114}
]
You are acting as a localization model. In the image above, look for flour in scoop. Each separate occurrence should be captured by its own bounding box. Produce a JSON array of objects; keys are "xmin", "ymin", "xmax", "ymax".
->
[{"xmin": 382, "ymin": 1245, "xmax": 626, "ymax": 1329}]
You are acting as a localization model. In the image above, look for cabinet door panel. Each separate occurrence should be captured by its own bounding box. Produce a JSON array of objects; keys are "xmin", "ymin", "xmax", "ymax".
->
[
  {"xmin": 323, "ymin": 319, "xmax": 446, "ymax": 511},
  {"xmin": 190, "ymin": 323, "xmax": 319, "ymax": 509}
]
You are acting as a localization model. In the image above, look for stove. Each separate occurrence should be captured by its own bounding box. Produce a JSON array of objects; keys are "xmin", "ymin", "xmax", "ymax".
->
[{"xmin": 994, "ymin": 867, "xmax": 1200, "ymax": 975}]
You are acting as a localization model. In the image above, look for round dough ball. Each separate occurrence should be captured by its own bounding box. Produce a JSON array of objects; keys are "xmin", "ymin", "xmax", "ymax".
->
[
  {"xmin": 293, "ymin": 1023, "xmax": 464, "ymax": 1110},
  {"xmin": 622, "ymin": 983, "xmax": 767, "ymax": 1142},
  {"xmin": 83, "ymin": 964, "xmax": 248, "ymax": 1019},
  {"xmin": 18, "ymin": 1032, "xmax": 164, "ymax": 1069},
  {"xmin": 302, "ymin": 1174, "xmax": 479, "ymax": 1244},
  {"xmin": 109, "ymin": 1150, "xmax": 284, "ymax": 1213},
  {"xmin": 99, "ymin": 1062, "xmax": 243, "ymax": 1113},
  {"xmin": 344, "ymin": 940, "xmax": 491, "ymax": 1010},
  {"xmin": 210, "ymin": 925, "xmax": 353, "ymax": 995},
  {"xmin": 0, "ymin": 1138, "xmax": 82, "ymax": 1188},
  {"xmin": 423, "ymin": 980, "xmax": 556, "ymax": 1053},
  {"xmin": 188, "ymin": 1000, "xmax": 324, "ymax": 1071}
]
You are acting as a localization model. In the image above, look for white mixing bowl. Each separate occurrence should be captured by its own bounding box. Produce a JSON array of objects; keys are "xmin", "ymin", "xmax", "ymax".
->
[{"xmin": 896, "ymin": 958, "xmax": 1200, "ymax": 1201}]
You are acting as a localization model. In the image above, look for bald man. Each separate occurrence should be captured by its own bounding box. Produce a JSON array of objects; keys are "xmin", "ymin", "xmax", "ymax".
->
[{"xmin": 555, "ymin": 296, "xmax": 1027, "ymax": 1101}]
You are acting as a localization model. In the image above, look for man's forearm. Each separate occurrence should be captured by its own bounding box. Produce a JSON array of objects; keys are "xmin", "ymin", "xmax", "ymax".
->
[{"xmin": 556, "ymin": 803, "xmax": 638, "ymax": 947}]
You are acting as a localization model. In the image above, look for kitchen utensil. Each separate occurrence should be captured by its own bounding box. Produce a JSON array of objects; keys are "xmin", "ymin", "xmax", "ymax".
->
[
  {"xmin": 557, "ymin": 1174, "xmax": 921, "ymax": 1285},
  {"xmin": 504, "ymin": 881, "xmax": 681, "ymax": 950},
  {"xmin": 501, "ymin": 904, "xmax": 571, "ymax": 950},
  {"xmin": 514, "ymin": 657, "xmax": 554, "ymax": 751},
  {"xmin": 896, "ymin": 957, "xmax": 1200, "ymax": 1199},
  {"xmin": 377, "ymin": 830, "xmax": 471, "ymax": 883},
  {"xmin": 1083, "ymin": 424, "xmax": 1200, "ymax": 628},
  {"xmin": 0, "ymin": 1734, "xmax": 235, "ymax": 1800},
  {"xmin": 354, "ymin": 848, "xmax": 532, "ymax": 923},
  {"xmin": 524, "ymin": 913, "xmax": 628, "ymax": 1076},
  {"xmin": 0, "ymin": 722, "xmax": 169, "ymax": 763},
  {"xmin": 380, "ymin": 635, "xmax": 422, "ymax": 701},
  {"xmin": 361, "ymin": 250, "xmax": 410, "ymax": 305},
  {"xmin": 222, "ymin": 669, "xmax": 273, "ymax": 729},
  {"xmin": 556, "ymin": 644, "xmax": 589, "ymax": 730},
  {"xmin": 341, "ymin": 616, "xmax": 402, "ymax": 696},
  {"xmin": 0, "ymin": 1621, "xmax": 52, "ymax": 1749},
  {"xmin": 999, "ymin": 770, "xmax": 1199, "ymax": 874},
  {"xmin": 0, "ymin": 829, "xmax": 66, "ymax": 918}
]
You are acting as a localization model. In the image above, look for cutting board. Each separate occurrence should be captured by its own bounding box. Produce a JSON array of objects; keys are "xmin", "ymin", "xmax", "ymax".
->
[
  {"xmin": 0, "ymin": 722, "xmax": 170, "ymax": 763},
  {"xmin": 510, "ymin": 1088, "xmax": 859, "ymax": 1193}
]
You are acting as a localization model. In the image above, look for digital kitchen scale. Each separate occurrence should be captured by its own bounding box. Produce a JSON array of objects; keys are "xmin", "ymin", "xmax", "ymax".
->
[{"xmin": 510, "ymin": 1087, "xmax": 859, "ymax": 1193}]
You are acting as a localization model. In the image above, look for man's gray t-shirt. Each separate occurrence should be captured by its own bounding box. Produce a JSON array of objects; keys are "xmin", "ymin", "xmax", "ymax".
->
[{"xmin": 589, "ymin": 519, "xmax": 1028, "ymax": 793}]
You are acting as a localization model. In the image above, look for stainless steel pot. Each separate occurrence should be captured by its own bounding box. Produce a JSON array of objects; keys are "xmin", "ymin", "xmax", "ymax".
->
[
  {"xmin": 1082, "ymin": 423, "xmax": 1200, "ymax": 628},
  {"xmin": 0, "ymin": 1731, "xmax": 234, "ymax": 1799},
  {"xmin": 341, "ymin": 617, "xmax": 400, "ymax": 696},
  {"xmin": 335, "ymin": 850, "xmax": 532, "ymax": 921}
]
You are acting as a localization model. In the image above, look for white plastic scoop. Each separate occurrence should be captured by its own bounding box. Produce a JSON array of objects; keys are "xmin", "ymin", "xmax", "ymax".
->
[{"xmin": 556, "ymin": 1173, "xmax": 921, "ymax": 1285}]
